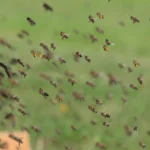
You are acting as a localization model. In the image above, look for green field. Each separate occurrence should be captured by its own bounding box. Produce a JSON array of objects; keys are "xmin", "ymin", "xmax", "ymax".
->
[{"xmin": 0, "ymin": 0, "xmax": 150, "ymax": 149}]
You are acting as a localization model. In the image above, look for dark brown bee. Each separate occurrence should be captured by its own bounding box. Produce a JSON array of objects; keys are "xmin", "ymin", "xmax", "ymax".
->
[
  {"xmin": 60, "ymin": 32, "xmax": 69, "ymax": 39},
  {"xmin": 121, "ymin": 97, "xmax": 128, "ymax": 103},
  {"xmin": 56, "ymin": 129, "xmax": 62, "ymax": 135},
  {"xmin": 26, "ymin": 17, "xmax": 35, "ymax": 26},
  {"xmin": 71, "ymin": 125, "xmax": 77, "ymax": 131},
  {"xmin": 90, "ymin": 34, "xmax": 98, "ymax": 43},
  {"xmin": 133, "ymin": 60, "xmax": 140, "ymax": 67},
  {"xmin": 65, "ymin": 71, "xmax": 75, "ymax": 78},
  {"xmin": 17, "ymin": 33, "xmax": 24, "ymax": 39},
  {"xmin": 19, "ymin": 103, "xmax": 26, "ymax": 109},
  {"xmin": 31, "ymin": 126, "xmax": 41, "ymax": 133},
  {"xmin": 96, "ymin": 99, "xmax": 103, "ymax": 105},
  {"xmin": 39, "ymin": 88, "xmax": 49, "ymax": 98},
  {"xmin": 96, "ymin": 12, "xmax": 104, "ymax": 19},
  {"xmin": 130, "ymin": 16, "xmax": 140, "ymax": 23},
  {"xmin": 96, "ymin": 142, "xmax": 106, "ymax": 149},
  {"xmin": 107, "ymin": 73, "xmax": 118, "ymax": 86},
  {"xmin": 103, "ymin": 44, "xmax": 109, "ymax": 51},
  {"xmin": 49, "ymin": 80, "xmax": 57, "ymax": 88},
  {"xmin": 88, "ymin": 105, "xmax": 97, "ymax": 113},
  {"xmin": 137, "ymin": 76, "xmax": 143, "ymax": 84},
  {"xmin": 5, "ymin": 112, "xmax": 16, "ymax": 127},
  {"xmin": 17, "ymin": 59, "xmax": 25, "ymax": 67},
  {"xmin": 0, "ymin": 62, "xmax": 12, "ymax": 78},
  {"xmin": 72, "ymin": 91, "xmax": 84, "ymax": 101},
  {"xmin": 88, "ymin": 15, "xmax": 96, "ymax": 23},
  {"xmin": 43, "ymin": 2, "xmax": 53, "ymax": 12},
  {"xmin": 86, "ymin": 81, "xmax": 95, "ymax": 88},
  {"xmin": 128, "ymin": 67, "xmax": 133, "ymax": 73},
  {"xmin": 139, "ymin": 142, "xmax": 146, "ymax": 149},
  {"xmin": 56, "ymin": 95, "xmax": 63, "ymax": 102},
  {"xmin": 65, "ymin": 146, "xmax": 72, "ymax": 150},
  {"xmin": 90, "ymin": 120, "xmax": 97, "ymax": 125},
  {"xmin": 9, "ymin": 133, "xmax": 23, "ymax": 145},
  {"xmin": 118, "ymin": 63, "xmax": 126, "ymax": 68},
  {"xmin": 17, "ymin": 108, "xmax": 28, "ymax": 116},
  {"xmin": 129, "ymin": 84, "xmax": 138, "ymax": 90},
  {"xmin": 95, "ymin": 27, "xmax": 104, "ymax": 34},
  {"xmin": 51, "ymin": 42, "xmax": 56, "ymax": 51},
  {"xmin": 101, "ymin": 112, "xmax": 110, "ymax": 118},
  {"xmin": 75, "ymin": 51, "xmax": 82, "ymax": 57},
  {"xmin": 21, "ymin": 30, "xmax": 29, "ymax": 36},
  {"xmin": 124, "ymin": 125, "xmax": 132, "ymax": 136},
  {"xmin": 26, "ymin": 64, "xmax": 32, "ymax": 70},
  {"xmin": 40, "ymin": 43, "xmax": 49, "ymax": 51},
  {"xmin": 18, "ymin": 70, "xmax": 26, "ymax": 78},
  {"xmin": 40, "ymin": 73, "xmax": 51, "ymax": 81},
  {"xmin": 59, "ymin": 57, "xmax": 66, "ymax": 64},
  {"xmin": 10, "ymin": 95, "xmax": 20, "ymax": 102},
  {"xmin": 103, "ymin": 121, "xmax": 109, "ymax": 127},
  {"xmin": 20, "ymin": 125, "xmax": 30, "ymax": 133},
  {"xmin": 85, "ymin": 55, "xmax": 91, "ymax": 62},
  {"xmin": 133, "ymin": 126, "xmax": 137, "ymax": 131},
  {"xmin": 68, "ymin": 78, "xmax": 76, "ymax": 86},
  {"xmin": 105, "ymin": 39, "xmax": 111, "ymax": 46},
  {"xmin": 90, "ymin": 70, "xmax": 99, "ymax": 79}
]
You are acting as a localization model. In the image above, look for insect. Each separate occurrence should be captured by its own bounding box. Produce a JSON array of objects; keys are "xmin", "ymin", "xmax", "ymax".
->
[
  {"xmin": 68, "ymin": 78, "xmax": 76, "ymax": 86},
  {"xmin": 96, "ymin": 142, "xmax": 106, "ymax": 149},
  {"xmin": 90, "ymin": 70, "xmax": 100, "ymax": 78},
  {"xmin": 40, "ymin": 43, "xmax": 50, "ymax": 51},
  {"xmin": 51, "ymin": 42, "xmax": 56, "ymax": 51},
  {"xmin": 133, "ymin": 126, "xmax": 138, "ymax": 131},
  {"xmin": 95, "ymin": 27, "xmax": 104, "ymax": 34},
  {"xmin": 103, "ymin": 44, "xmax": 109, "ymax": 51},
  {"xmin": 71, "ymin": 125, "xmax": 77, "ymax": 131},
  {"xmin": 75, "ymin": 51, "xmax": 82, "ymax": 57},
  {"xmin": 60, "ymin": 32, "xmax": 69, "ymax": 39},
  {"xmin": 49, "ymin": 80, "xmax": 57, "ymax": 88},
  {"xmin": 90, "ymin": 34, "xmax": 98, "ymax": 43},
  {"xmin": 85, "ymin": 55, "xmax": 91, "ymax": 62},
  {"xmin": 133, "ymin": 60, "xmax": 140, "ymax": 67},
  {"xmin": 95, "ymin": 99, "xmax": 103, "ymax": 105},
  {"xmin": 90, "ymin": 120, "xmax": 97, "ymax": 125},
  {"xmin": 129, "ymin": 84, "xmax": 138, "ymax": 90},
  {"xmin": 121, "ymin": 97, "xmax": 128, "ymax": 103},
  {"xmin": 72, "ymin": 91, "xmax": 84, "ymax": 101},
  {"xmin": 139, "ymin": 142, "xmax": 146, "ymax": 149},
  {"xmin": 31, "ymin": 50, "xmax": 38, "ymax": 58},
  {"xmin": 118, "ymin": 63, "xmax": 126, "ymax": 68},
  {"xmin": 58, "ymin": 57, "xmax": 66, "ymax": 64},
  {"xmin": 31, "ymin": 126, "xmax": 41, "ymax": 133},
  {"xmin": 96, "ymin": 12, "xmax": 104, "ymax": 19},
  {"xmin": 130, "ymin": 16, "xmax": 140, "ymax": 23},
  {"xmin": 17, "ymin": 108, "xmax": 28, "ymax": 116},
  {"xmin": 39, "ymin": 88, "xmax": 49, "ymax": 98},
  {"xmin": 17, "ymin": 59, "xmax": 25, "ymax": 67},
  {"xmin": 105, "ymin": 39, "xmax": 111, "ymax": 46},
  {"xmin": 128, "ymin": 67, "xmax": 133, "ymax": 73},
  {"xmin": 65, "ymin": 146, "xmax": 72, "ymax": 150},
  {"xmin": 9, "ymin": 133, "xmax": 23, "ymax": 145},
  {"xmin": 56, "ymin": 95, "xmax": 63, "ymax": 102},
  {"xmin": 0, "ymin": 62, "xmax": 12, "ymax": 78},
  {"xmin": 101, "ymin": 112, "xmax": 110, "ymax": 118},
  {"xmin": 88, "ymin": 15, "xmax": 96, "ymax": 23},
  {"xmin": 18, "ymin": 70, "xmax": 27, "ymax": 78},
  {"xmin": 43, "ymin": 2, "xmax": 53, "ymax": 12},
  {"xmin": 26, "ymin": 17, "xmax": 35, "ymax": 26},
  {"xmin": 21, "ymin": 30, "xmax": 29, "ymax": 36},
  {"xmin": 5, "ymin": 112, "xmax": 16, "ymax": 127},
  {"xmin": 137, "ymin": 76, "xmax": 143, "ymax": 84},
  {"xmin": 88, "ymin": 105, "xmax": 97, "ymax": 113},
  {"xmin": 124, "ymin": 125, "xmax": 132, "ymax": 136},
  {"xmin": 103, "ymin": 121, "xmax": 110, "ymax": 127},
  {"xmin": 10, "ymin": 95, "xmax": 20, "ymax": 102},
  {"xmin": 86, "ymin": 81, "xmax": 95, "ymax": 88}
]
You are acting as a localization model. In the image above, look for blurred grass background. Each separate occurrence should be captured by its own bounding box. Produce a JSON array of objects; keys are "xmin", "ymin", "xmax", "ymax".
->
[{"xmin": 0, "ymin": 0, "xmax": 150, "ymax": 150}]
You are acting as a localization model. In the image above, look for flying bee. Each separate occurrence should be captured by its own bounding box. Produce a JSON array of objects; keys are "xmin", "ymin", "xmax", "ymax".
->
[
  {"xmin": 90, "ymin": 70, "xmax": 99, "ymax": 78},
  {"xmin": 90, "ymin": 34, "xmax": 98, "ymax": 43},
  {"xmin": 18, "ymin": 70, "xmax": 26, "ymax": 78},
  {"xmin": 90, "ymin": 120, "xmax": 97, "ymax": 125},
  {"xmin": 10, "ymin": 95, "xmax": 20, "ymax": 102},
  {"xmin": 95, "ymin": 99, "xmax": 103, "ymax": 106},
  {"xmin": 51, "ymin": 42, "xmax": 56, "ymax": 51},
  {"xmin": 49, "ymin": 80, "xmax": 57, "ymax": 88},
  {"xmin": 121, "ymin": 97, "xmax": 128, "ymax": 103},
  {"xmin": 21, "ymin": 30, "xmax": 29, "ymax": 36},
  {"xmin": 60, "ymin": 32, "xmax": 69, "ymax": 39},
  {"xmin": 19, "ymin": 103, "xmax": 26, "ymax": 109},
  {"xmin": 58, "ymin": 57, "xmax": 66, "ymax": 64},
  {"xmin": 43, "ymin": 2, "xmax": 53, "ymax": 12},
  {"xmin": 56, "ymin": 95, "xmax": 63, "ymax": 102},
  {"xmin": 128, "ymin": 67, "xmax": 133, "ymax": 73},
  {"xmin": 17, "ymin": 108, "xmax": 28, "ymax": 116},
  {"xmin": 96, "ymin": 27, "xmax": 104, "ymax": 34},
  {"xmin": 101, "ymin": 112, "xmax": 110, "ymax": 118},
  {"xmin": 139, "ymin": 142, "xmax": 146, "ymax": 149},
  {"xmin": 17, "ymin": 59, "xmax": 25, "ymax": 67},
  {"xmin": 40, "ymin": 43, "xmax": 49, "ymax": 51},
  {"xmin": 39, "ymin": 88, "xmax": 49, "ymax": 98},
  {"xmin": 130, "ymin": 16, "xmax": 140, "ymax": 23},
  {"xmin": 20, "ymin": 126, "xmax": 30, "ymax": 133},
  {"xmin": 65, "ymin": 71, "xmax": 75, "ymax": 78},
  {"xmin": 71, "ymin": 125, "xmax": 77, "ymax": 131},
  {"xmin": 31, "ymin": 126, "xmax": 41, "ymax": 133},
  {"xmin": 86, "ymin": 81, "xmax": 95, "ymax": 88},
  {"xmin": 17, "ymin": 33, "xmax": 24, "ymax": 39},
  {"xmin": 85, "ymin": 55, "xmax": 91, "ymax": 62},
  {"xmin": 133, "ymin": 126, "xmax": 138, "ymax": 131},
  {"xmin": 118, "ymin": 63, "xmax": 126, "ymax": 68},
  {"xmin": 31, "ymin": 50, "xmax": 37, "ymax": 58},
  {"xmin": 129, "ymin": 84, "xmax": 138, "ymax": 90},
  {"xmin": 9, "ymin": 133, "xmax": 23, "ymax": 145},
  {"xmin": 65, "ymin": 146, "xmax": 72, "ymax": 150},
  {"xmin": 96, "ymin": 142, "xmax": 106, "ymax": 149},
  {"xmin": 88, "ymin": 105, "xmax": 97, "ymax": 113},
  {"xmin": 68, "ymin": 78, "xmax": 76, "ymax": 86},
  {"xmin": 124, "ymin": 125, "xmax": 132, "ymax": 136},
  {"xmin": 137, "ymin": 76, "xmax": 143, "ymax": 84},
  {"xmin": 75, "ymin": 51, "xmax": 82, "ymax": 57},
  {"xmin": 103, "ymin": 44, "xmax": 109, "ymax": 51},
  {"xmin": 133, "ymin": 60, "xmax": 140, "ymax": 67},
  {"xmin": 26, "ymin": 17, "xmax": 35, "ymax": 26},
  {"xmin": 105, "ymin": 39, "xmax": 111, "ymax": 46},
  {"xmin": 103, "ymin": 121, "xmax": 110, "ymax": 127},
  {"xmin": 88, "ymin": 15, "xmax": 96, "ymax": 23},
  {"xmin": 5, "ymin": 112, "xmax": 16, "ymax": 127},
  {"xmin": 96, "ymin": 12, "xmax": 104, "ymax": 19}
]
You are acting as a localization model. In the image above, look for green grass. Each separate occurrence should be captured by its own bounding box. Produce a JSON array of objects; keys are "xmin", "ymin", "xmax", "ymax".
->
[{"xmin": 0, "ymin": 0, "xmax": 150, "ymax": 150}]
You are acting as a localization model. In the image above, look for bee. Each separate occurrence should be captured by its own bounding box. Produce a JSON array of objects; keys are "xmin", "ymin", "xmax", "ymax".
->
[
  {"xmin": 31, "ymin": 126, "xmax": 41, "ymax": 133},
  {"xmin": 39, "ymin": 88, "xmax": 49, "ymax": 99},
  {"xmin": 96, "ymin": 142, "xmax": 106, "ymax": 149},
  {"xmin": 96, "ymin": 12, "xmax": 104, "ymax": 19},
  {"xmin": 51, "ymin": 42, "xmax": 56, "ymax": 51},
  {"xmin": 139, "ymin": 142, "xmax": 146, "ymax": 149},
  {"xmin": 56, "ymin": 95, "xmax": 63, "ymax": 102},
  {"xmin": 40, "ymin": 43, "xmax": 49, "ymax": 51},
  {"xmin": 137, "ymin": 76, "xmax": 143, "ymax": 84},
  {"xmin": 43, "ymin": 2, "xmax": 53, "ymax": 12},
  {"xmin": 71, "ymin": 125, "xmax": 77, "ymax": 131},
  {"xmin": 5, "ymin": 112, "xmax": 16, "ymax": 127},
  {"xmin": 118, "ymin": 63, "xmax": 126, "ymax": 68},
  {"xmin": 133, "ymin": 126, "xmax": 138, "ymax": 131},
  {"xmin": 103, "ymin": 44, "xmax": 109, "ymax": 51},
  {"xmin": 26, "ymin": 17, "xmax": 35, "ymax": 26},
  {"xmin": 95, "ymin": 99, "xmax": 103, "ymax": 105},
  {"xmin": 65, "ymin": 146, "xmax": 72, "ymax": 150},
  {"xmin": 59, "ymin": 57, "xmax": 66, "ymax": 64},
  {"xmin": 19, "ymin": 103, "xmax": 26, "ymax": 109},
  {"xmin": 68, "ymin": 78, "xmax": 76, "ymax": 86},
  {"xmin": 0, "ymin": 62, "xmax": 12, "ymax": 78},
  {"xmin": 20, "ymin": 125, "xmax": 30, "ymax": 133},
  {"xmin": 31, "ymin": 50, "xmax": 38, "ymax": 58},
  {"xmin": 90, "ymin": 120, "xmax": 97, "ymax": 125},
  {"xmin": 85, "ymin": 55, "xmax": 91, "ymax": 62},
  {"xmin": 56, "ymin": 129, "xmax": 62, "ymax": 135},
  {"xmin": 50, "ymin": 98, "xmax": 57, "ymax": 105},
  {"xmin": 17, "ymin": 108, "xmax": 28, "ymax": 116},
  {"xmin": 17, "ymin": 59, "xmax": 25, "ymax": 67},
  {"xmin": 86, "ymin": 81, "xmax": 95, "ymax": 88},
  {"xmin": 133, "ymin": 60, "xmax": 140, "ymax": 67},
  {"xmin": 10, "ymin": 95, "xmax": 20, "ymax": 102},
  {"xmin": 101, "ymin": 112, "xmax": 110, "ymax": 118},
  {"xmin": 121, "ymin": 97, "xmax": 128, "ymax": 103},
  {"xmin": 96, "ymin": 27, "xmax": 104, "ymax": 34},
  {"xmin": 21, "ymin": 30, "xmax": 29, "ymax": 36},
  {"xmin": 88, "ymin": 15, "xmax": 96, "ymax": 23},
  {"xmin": 49, "ymin": 80, "xmax": 57, "ymax": 88},
  {"xmin": 60, "ymin": 32, "xmax": 69, "ymax": 39},
  {"xmin": 107, "ymin": 73, "xmax": 118, "ymax": 86},
  {"xmin": 90, "ymin": 70, "xmax": 100, "ymax": 78},
  {"xmin": 75, "ymin": 51, "xmax": 82, "ymax": 57},
  {"xmin": 129, "ymin": 84, "xmax": 138, "ymax": 90},
  {"xmin": 90, "ymin": 34, "xmax": 98, "ymax": 43},
  {"xmin": 17, "ymin": 33, "xmax": 24, "ymax": 39},
  {"xmin": 18, "ymin": 70, "xmax": 26, "ymax": 78},
  {"xmin": 72, "ymin": 91, "xmax": 84, "ymax": 101},
  {"xmin": 103, "ymin": 121, "xmax": 110, "ymax": 127},
  {"xmin": 88, "ymin": 105, "xmax": 97, "ymax": 113},
  {"xmin": 65, "ymin": 71, "xmax": 75, "ymax": 78},
  {"xmin": 130, "ymin": 16, "xmax": 140, "ymax": 23},
  {"xmin": 124, "ymin": 125, "xmax": 132, "ymax": 136},
  {"xmin": 9, "ymin": 133, "xmax": 23, "ymax": 145},
  {"xmin": 105, "ymin": 39, "xmax": 111, "ymax": 46}
]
